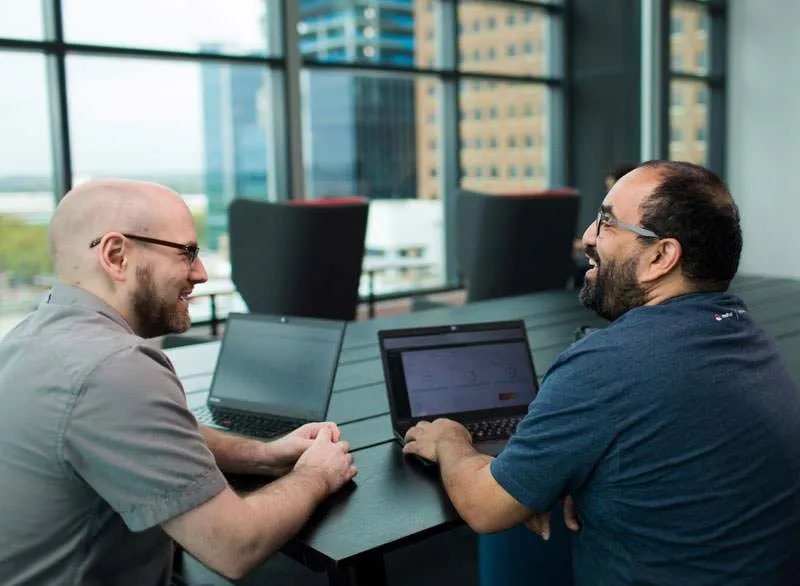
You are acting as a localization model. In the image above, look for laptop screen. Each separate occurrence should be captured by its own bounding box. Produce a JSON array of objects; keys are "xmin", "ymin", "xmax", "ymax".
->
[
  {"xmin": 208, "ymin": 313, "xmax": 345, "ymax": 420},
  {"xmin": 380, "ymin": 321, "xmax": 538, "ymax": 422}
]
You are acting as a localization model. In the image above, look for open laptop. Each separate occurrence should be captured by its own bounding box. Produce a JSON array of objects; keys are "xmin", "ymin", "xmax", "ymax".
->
[
  {"xmin": 379, "ymin": 320, "xmax": 539, "ymax": 457},
  {"xmin": 192, "ymin": 312, "xmax": 345, "ymax": 440}
]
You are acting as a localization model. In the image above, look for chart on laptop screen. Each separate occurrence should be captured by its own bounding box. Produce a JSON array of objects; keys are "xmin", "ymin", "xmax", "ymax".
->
[{"xmin": 401, "ymin": 341, "xmax": 536, "ymax": 417}]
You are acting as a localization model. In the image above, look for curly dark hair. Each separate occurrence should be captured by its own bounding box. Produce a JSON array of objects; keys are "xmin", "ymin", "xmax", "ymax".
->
[{"xmin": 637, "ymin": 160, "xmax": 742, "ymax": 292}]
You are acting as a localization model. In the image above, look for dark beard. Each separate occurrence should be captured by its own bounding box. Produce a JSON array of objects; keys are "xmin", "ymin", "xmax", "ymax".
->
[
  {"xmin": 132, "ymin": 265, "xmax": 190, "ymax": 338},
  {"xmin": 579, "ymin": 255, "xmax": 646, "ymax": 321}
]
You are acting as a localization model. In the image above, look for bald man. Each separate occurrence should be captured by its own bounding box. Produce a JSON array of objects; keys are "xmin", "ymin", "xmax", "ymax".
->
[{"xmin": 0, "ymin": 180, "xmax": 357, "ymax": 586}]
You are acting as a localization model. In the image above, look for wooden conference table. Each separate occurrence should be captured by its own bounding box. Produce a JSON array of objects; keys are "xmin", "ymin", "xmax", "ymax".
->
[{"xmin": 167, "ymin": 275, "xmax": 800, "ymax": 586}]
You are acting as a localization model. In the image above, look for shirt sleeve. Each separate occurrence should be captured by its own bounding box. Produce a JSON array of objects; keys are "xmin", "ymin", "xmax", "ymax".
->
[
  {"xmin": 490, "ymin": 341, "xmax": 621, "ymax": 513},
  {"xmin": 63, "ymin": 344, "xmax": 227, "ymax": 532}
]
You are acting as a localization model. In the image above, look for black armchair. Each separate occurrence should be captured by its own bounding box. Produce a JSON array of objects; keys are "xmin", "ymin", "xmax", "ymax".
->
[
  {"xmin": 228, "ymin": 197, "xmax": 369, "ymax": 321},
  {"xmin": 456, "ymin": 189, "xmax": 579, "ymax": 302}
]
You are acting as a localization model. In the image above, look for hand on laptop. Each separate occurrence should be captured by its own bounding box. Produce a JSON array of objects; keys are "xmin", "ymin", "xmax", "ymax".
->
[
  {"xmin": 403, "ymin": 418, "xmax": 472, "ymax": 463},
  {"xmin": 294, "ymin": 425, "xmax": 358, "ymax": 493},
  {"xmin": 262, "ymin": 422, "xmax": 343, "ymax": 476}
]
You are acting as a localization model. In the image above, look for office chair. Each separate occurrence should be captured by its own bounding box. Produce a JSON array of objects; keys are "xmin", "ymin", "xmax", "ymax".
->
[
  {"xmin": 228, "ymin": 197, "xmax": 369, "ymax": 321},
  {"xmin": 456, "ymin": 189, "xmax": 580, "ymax": 302}
]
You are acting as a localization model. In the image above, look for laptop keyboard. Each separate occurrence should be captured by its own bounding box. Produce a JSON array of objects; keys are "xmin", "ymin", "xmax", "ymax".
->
[
  {"xmin": 465, "ymin": 415, "xmax": 524, "ymax": 441},
  {"xmin": 194, "ymin": 406, "xmax": 304, "ymax": 440}
]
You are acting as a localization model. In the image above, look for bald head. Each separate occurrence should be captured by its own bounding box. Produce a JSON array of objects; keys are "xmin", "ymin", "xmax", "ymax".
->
[{"xmin": 49, "ymin": 179, "xmax": 190, "ymax": 282}]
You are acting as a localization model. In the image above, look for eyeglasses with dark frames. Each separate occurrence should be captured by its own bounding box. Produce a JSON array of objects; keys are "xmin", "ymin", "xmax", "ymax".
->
[
  {"xmin": 89, "ymin": 233, "xmax": 200, "ymax": 264},
  {"xmin": 595, "ymin": 208, "xmax": 661, "ymax": 239}
]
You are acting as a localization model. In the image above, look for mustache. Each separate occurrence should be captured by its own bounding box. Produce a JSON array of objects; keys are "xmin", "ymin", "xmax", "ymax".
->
[{"xmin": 585, "ymin": 245, "xmax": 600, "ymax": 265}]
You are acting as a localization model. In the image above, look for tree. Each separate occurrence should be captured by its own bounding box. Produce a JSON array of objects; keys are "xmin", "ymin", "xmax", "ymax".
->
[{"xmin": 0, "ymin": 215, "xmax": 52, "ymax": 285}]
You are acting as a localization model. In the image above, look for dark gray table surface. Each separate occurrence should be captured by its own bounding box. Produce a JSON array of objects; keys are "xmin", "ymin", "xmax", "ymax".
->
[{"xmin": 167, "ymin": 274, "xmax": 800, "ymax": 584}]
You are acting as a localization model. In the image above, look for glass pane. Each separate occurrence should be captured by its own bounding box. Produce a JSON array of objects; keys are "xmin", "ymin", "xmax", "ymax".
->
[
  {"xmin": 0, "ymin": 0, "xmax": 45, "ymax": 40},
  {"xmin": 670, "ymin": 2, "xmax": 709, "ymax": 75},
  {"xmin": 299, "ymin": 0, "xmax": 434, "ymax": 68},
  {"xmin": 63, "ymin": 0, "xmax": 274, "ymax": 56},
  {"xmin": 458, "ymin": 1, "xmax": 549, "ymax": 77},
  {"xmin": 669, "ymin": 80, "xmax": 708, "ymax": 166},
  {"xmin": 301, "ymin": 70, "xmax": 444, "ymax": 294},
  {"xmin": 67, "ymin": 55, "xmax": 274, "ymax": 297},
  {"xmin": 0, "ymin": 52, "xmax": 55, "ymax": 339},
  {"xmin": 460, "ymin": 81, "xmax": 549, "ymax": 192}
]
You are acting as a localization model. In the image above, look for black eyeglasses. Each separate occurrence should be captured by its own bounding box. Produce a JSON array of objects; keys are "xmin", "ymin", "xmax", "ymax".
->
[
  {"xmin": 89, "ymin": 233, "xmax": 200, "ymax": 264},
  {"xmin": 595, "ymin": 208, "xmax": 661, "ymax": 239}
]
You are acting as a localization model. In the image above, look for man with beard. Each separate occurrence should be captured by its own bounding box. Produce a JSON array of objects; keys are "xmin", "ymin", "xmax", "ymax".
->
[
  {"xmin": 0, "ymin": 179, "xmax": 357, "ymax": 586},
  {"xmin": 404, "ymin": 161, "xmax": 800, "ymax": 585}
]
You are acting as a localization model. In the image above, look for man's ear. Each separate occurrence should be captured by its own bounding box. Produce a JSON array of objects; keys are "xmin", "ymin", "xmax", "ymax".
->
[
  {"xmin": 97, "ymin": 233, "xmax": 129, "ymax": 283},
  {"xmin": 640, "ymin": 237, "xmax": 682, "ymax": 283}
]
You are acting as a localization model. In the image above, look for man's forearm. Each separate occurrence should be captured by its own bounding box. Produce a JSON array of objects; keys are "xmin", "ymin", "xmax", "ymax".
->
[
  {"xmin": 235, "ymin": 468, "xmax": 331, "ymax": 566},
  {"xmin": 200, "ymin": 425, "xmax": 273, "ymax": 475},
  {"xmin": 437, "ymin": 439, "xmax": 494, "ymax": 528}
]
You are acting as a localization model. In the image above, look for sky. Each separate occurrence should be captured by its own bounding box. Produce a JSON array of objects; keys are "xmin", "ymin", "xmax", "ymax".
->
[{"xmin": 0, "ymin": 0, "xmax": 267, "ymax": 177}]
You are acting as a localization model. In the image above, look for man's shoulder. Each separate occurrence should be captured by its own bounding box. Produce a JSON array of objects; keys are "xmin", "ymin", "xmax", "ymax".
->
[{"xmin": 2, "ymin": 303, "xmax": 173, "ymax": 391}]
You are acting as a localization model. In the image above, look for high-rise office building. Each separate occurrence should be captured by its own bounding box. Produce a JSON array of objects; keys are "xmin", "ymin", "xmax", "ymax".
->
[
  {"xmin": 298, "ymin": 0, "xmax": 418, "ymax": 200},
  {"xmin": 201, "ymin": 54, "xmax": 270, "ymax": 252},
  {"xmin": 416, "ymin": 1, "xmax": 550, "ymax": 198}
]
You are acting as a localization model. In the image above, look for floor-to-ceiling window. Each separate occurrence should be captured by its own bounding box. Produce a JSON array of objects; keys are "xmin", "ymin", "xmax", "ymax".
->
[
  {"xmin": 668, "ymin": 0, "xmax": 725, "ymax": 173},
  {"xmin": 0, "ymin": 0, "xmax": 565, "ymax": 336}
]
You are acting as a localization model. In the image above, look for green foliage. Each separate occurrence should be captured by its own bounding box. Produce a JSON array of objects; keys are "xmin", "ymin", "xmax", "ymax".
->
[
  {"xmin": 0, "ymin": 215, "xmax": 52, "ymax": 284},
  {"xmin": 192, "ymin": 213, "xmax": 208, "ymax": 249}
]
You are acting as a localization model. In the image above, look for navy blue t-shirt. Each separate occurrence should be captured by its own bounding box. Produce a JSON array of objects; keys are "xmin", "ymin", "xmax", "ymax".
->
[{"xmin": 491, "ymin": 292, "xmax": 800, "ymax": 585}]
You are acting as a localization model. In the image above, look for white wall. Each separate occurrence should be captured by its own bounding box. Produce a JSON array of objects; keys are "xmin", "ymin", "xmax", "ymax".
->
[{"xmin": 727, "ymin": 0, "xmax": 800, "ymax": 277}]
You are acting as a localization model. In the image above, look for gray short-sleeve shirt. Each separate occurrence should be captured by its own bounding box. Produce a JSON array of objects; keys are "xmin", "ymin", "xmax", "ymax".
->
[{"xmin": 0, "ymin": 284, "xmax": 227, "ymax": 586}]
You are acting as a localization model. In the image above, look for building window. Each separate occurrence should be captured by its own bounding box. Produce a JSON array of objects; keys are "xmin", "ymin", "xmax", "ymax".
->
[
  {"xmin": 698, "ymin": 87, "xmax": 708, "ymax": 106},
  {"xmin": 507, "ymin": 14, "xmax": 516, "ymax": 27},
  {"xmin": 474, "ymin": 108, "xmax": 482, "ymax": 120},
  {"xmin": 487, "ymin": 47, "xmax": 496, "ymax": 60},
  {"xmin": 472, "ymin": 20, "xmax": 481, "ymax": 33},
  {"xmin": 472, "ymin": 49, "xmax": 481, "ymax": 61},
  {"xmin": 524, "ymin": 41, "xmax": 534, "ymax": 55},
  {"xmin": 525, "ymin": 165, "xmax": 535, "ymax": 178},
  {"xmin": 474, "ymin": 137, "xmax": 483, "ymax": 149},
  {"xmin": 508, "ymin": 104, "xmax": 517, "ymax": 117},
  {"xmin": 523, "ymin": 103, "xmax": 534, "ymax": 117},
  {"xmin": 429, "ymin": 139, "xmax": 437, "ymax": 150},
  {"xmin": 507, "ymin": 44, "xmax": 517, "ymax": 57},
  {"xmin": 525, "ymin": 134, "xmax": 534, "ymax": 148},
  {"xmin": 489, "ymin": 136, "xmax": 498, "ymax": 149},
  {"xmin": 425, "ymin": 29, "xmax": 434, "ymax": 41},
  {"xmin": 508, "ymin": 165, "xmax": 518, "ymax": 178},
  {"xmin": 524, "ymin": 10, "xmax": 535, "ymax": 23},
  {"xmin": 489, "ymin": 106, "xmax": 498, "ymax": 119},
  {"xmin": 490, "ymin": 165, "xmax": 499, "ymax": 177},
  {"xmin": 671, "ymin": 15, "xmax": 684, "ymax": 35},
  {"xmin": 670, "ymin": 127, "xmax": 683, "ymax": 143},
  {"xmin": 475, "ymin": 166, "xmax": 484, "ymax": 178},
  {"xmin": 672, "ymin": 53, "xmax": 684, "ymax": 72},
  {"xmin": 507, "ymin": 135, "xmax": 517, "ymax": 148},
  {"xmin": 430, "ymin": 167, "xmax": 438, "ymax": 177},
  {"xmin": 697, "ymin": 49, "xmax": 708, "ymax": 73},
  {"xmin": 487, "ymin": 16, "xmax": 496, "ymax": 29},
  {"xmin": 696, "ymin": 127, "xmax": 706, "ymax": 142},
  {"xmin": 671, "ymin": 88, "xmax": 683, "ymax": 108}
]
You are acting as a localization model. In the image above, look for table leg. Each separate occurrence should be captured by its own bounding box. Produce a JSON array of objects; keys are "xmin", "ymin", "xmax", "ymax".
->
[
  {"xmin": 327, "ymin": 552, "xmax": 387, "ymax": 586},
  {"xmin": 368, "ymin": 270, "xmax": 376, "ymax": 319},
  {"xmin": 209, "ymin": 294, "xmax": 218, "ymax": 338}
]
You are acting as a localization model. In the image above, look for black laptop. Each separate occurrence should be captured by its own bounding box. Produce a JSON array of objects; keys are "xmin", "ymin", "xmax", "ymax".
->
[
  {"xmin": 192, "ymin": 312, "xmax": 345, "ymax": 440},
  {"xmin": 378, "ymin": 320, "xmax": 539, "ymax": 457}
]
